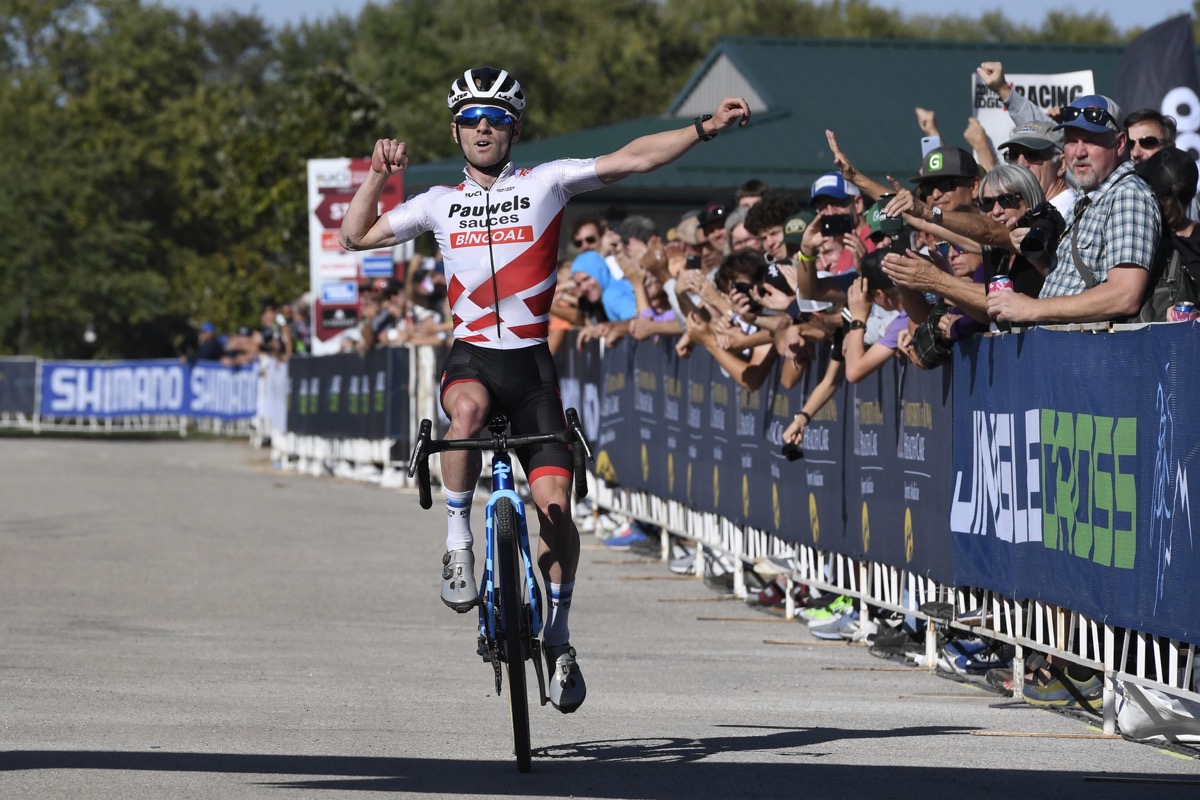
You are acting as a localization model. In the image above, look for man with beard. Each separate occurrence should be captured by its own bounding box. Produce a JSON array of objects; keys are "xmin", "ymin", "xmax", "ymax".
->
[{"xmin": 988, "ymin": 94, "xmax": 1161, "ymax": 325}]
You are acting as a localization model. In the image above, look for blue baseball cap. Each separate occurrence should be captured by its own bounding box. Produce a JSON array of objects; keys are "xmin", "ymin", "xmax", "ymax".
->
[
  {"xmin": 810, "ymin": 172, "xmax": 860, "ymax": 205},
  {"xmin": 200, "ymin": 322, "xmax": 216, "ymax": 334},
  {"xmin": 1053, "ymin": 94, "xmax": 1123, "ymax": 135}
]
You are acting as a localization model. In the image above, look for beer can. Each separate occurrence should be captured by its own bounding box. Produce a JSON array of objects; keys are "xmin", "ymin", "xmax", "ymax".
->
[
  {"xmin": 1167, "ymin": 301, "xmax": 1197, "ymax": 322},
  {"xmin": 988, "ymin": 276, "xmax": 1014, "ymax": 293}
]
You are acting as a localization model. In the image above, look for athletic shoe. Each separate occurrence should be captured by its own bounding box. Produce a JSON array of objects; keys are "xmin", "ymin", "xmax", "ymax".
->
[
  {"xmin": 440, "ymin": 549, "xmax": 479, "ymax": 613},
  {"xmin": 746, "ymin": 582, "xmax": 787, "ymax": 607},
  {"xmin": 669, "ymin": 551, "xmax": 696, "ymax": 575},
  {"xmin": 810, "ymin": 610, "xmax": 859, "ymax": 640},
  {"xmin": 846, "ymin": 617, "xmax": 878, "ymax": 642},
  {"xmin": 800, "ymin": 595, "xmax": 852, "ymax": 624},
  {"xmin": 602, "ymin": 523, "xmax": 651, "ymax": 548},
  {"xmin": 1023, "ymin": 674, "xmax": 1102, "ymax": 708},
  {"xmin": 544, "ymin": 642, "xmax": 586, "ymax": 713},
  {"xmin": 753, "ymin": 553, "xmax": 799, "ymax": 580}
]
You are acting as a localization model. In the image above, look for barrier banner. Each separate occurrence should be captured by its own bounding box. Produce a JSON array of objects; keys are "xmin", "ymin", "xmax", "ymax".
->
[
  {"xmin": 708, "ymin": 361, "xmax": 741, "ymax": 520},
  {"xmin": 843, "ymin": 364, "xmax": 898, "ymax": 562},
  {"xmin": 0, "ymin": 358, "xmax": 38, "ymax": 415},
  {"xmin": 735, "ymin": 377, "xmax": 774, "ymax": 531},
  {"xmin": 791, "ymin": 347, "xmax": 848, "ymax": 549},
  {"xmin": 951, "ymin": 327, "xmax": 1200, "ymax": 644},
  {"xmin": 683, "ymin": 345, "xmax": 714, "ymax": 511},
  {"xmin": 660, "ymin": 339, "xmax": 690, "ymax": 505},
  {"xmin": 596, "ymin": 339, "xmax": 637, "ymax": 486},
  {"xmin": 40, "ymin": 360, "xmax": 189, "ymax": 418},
  {"xmin": 895, "ymin": 361, "xmax": 955, "ymax": 583},
  {"xmin": 763, "ymin": 362, "xmax": 810, "ymax": 544},
  {"xmin": 555, "ymin": 334, "xmax": 603, "ymax": 448},
  {"xmin": 190, "ymin": 362, "xmax": 260, "ymax": 420},
  {"xmin": 285, "ymin": 350, "xmax": 407, "ymax": 444},
  {"xmin": 632, "ymin": 337, "xmax": 671, "ymax": 499}
]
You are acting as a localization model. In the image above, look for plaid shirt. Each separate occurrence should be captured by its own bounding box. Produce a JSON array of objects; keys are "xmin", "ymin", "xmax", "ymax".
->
[{"xmin": 1040, "ymin": 160, "xmax": 1161, "ymax": 299}]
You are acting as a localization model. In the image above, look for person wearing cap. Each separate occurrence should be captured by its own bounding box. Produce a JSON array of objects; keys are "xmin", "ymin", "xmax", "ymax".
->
[
  {"xmin": 999, "ymin": 120, "xmax": 1076, "ymax": 220},
  {"xmin": 988, "ymin": 94, "xmax": 1162, "ymax": 325},
  {"xmin": 190, "ymin": 322, "xmax": 225, "ymax": 363},
  {"xmin": 699, "ymin": 201, "xmax": 730, "ymax": 255},
  {"xmin": 910, "ymin": 146, "xmax": 980, "ymax": 212},
  {"xmin": 794, "ymin": 172, "xmax": 874, "ymax": 278}
]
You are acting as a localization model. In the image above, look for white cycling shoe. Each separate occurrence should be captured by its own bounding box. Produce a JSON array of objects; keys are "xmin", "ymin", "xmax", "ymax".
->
[
  {"xmin": 544, "ymin": 642, "xmax": 586, "ymax": 713},
  {"xmin": 441, "ymin": 550, "xmax": 479, "ymax": 613}
]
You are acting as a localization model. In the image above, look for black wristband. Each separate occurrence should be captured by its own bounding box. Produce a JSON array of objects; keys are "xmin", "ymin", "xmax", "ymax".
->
[
  {"xmin": 795, "ymin": 410, "xmax": 812, "ymax": 423},
  {"xmin": 694, "ymin": 114, "xmax": 717, "ymax": 142}
]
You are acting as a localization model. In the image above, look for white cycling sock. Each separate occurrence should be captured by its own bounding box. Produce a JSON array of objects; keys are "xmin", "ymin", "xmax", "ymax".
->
[
  {"xmin": 444, "ymin": 487, "xmax": 474, "ymax": 552},
  {"xmin": 542, "ymin": 581, "xmax": 574, "ymax": 647}
]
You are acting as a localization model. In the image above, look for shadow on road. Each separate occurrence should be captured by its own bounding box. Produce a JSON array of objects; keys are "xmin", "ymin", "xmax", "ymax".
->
[{"xmin": 5, "ymin": 724, "xmax": 1200, "ymax": 799}]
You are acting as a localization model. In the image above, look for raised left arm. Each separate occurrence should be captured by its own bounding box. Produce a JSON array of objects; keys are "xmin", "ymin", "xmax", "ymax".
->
[{"xmin": 595, "ymin": 98, "xmax": 750, "ymax": 185}]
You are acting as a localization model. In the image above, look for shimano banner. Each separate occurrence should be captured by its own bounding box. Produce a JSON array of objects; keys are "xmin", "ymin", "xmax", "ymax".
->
[
  {"xmin": 951, "ymin": 327, "xmax": 1200, "ymax": 643},
  {"xmin": 38, "ymin": 360, "xmax": 257, "ymax": 419},
  {"xmin": 0, "ymin": 358, "xmax": 38, "ymax": 415}
]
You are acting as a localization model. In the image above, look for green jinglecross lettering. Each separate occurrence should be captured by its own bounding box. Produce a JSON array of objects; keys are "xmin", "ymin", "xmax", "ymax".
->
[{"xmin": 1041, "ymin": 409, "xmax": 1136, "ymax": 569}]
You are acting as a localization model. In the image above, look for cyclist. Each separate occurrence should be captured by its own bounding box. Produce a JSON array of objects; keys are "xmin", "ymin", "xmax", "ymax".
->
[{"xmin": 341, "ymin": 66, "xmax": 750, "ymax": 713}]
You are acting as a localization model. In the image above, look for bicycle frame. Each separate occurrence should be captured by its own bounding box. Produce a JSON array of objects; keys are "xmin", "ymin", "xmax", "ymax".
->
[{"xmin": 478, "ymin": 451, "xmax": 544, "ymax": 680}]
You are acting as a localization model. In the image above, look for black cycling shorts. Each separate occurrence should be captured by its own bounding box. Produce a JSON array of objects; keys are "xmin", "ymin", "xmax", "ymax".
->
[{"xmin": 439, "ymin": 341, "xmax": 571, "ymax": 483}]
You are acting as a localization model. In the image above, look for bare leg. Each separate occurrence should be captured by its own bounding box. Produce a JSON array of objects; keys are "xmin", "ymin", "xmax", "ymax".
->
[
  {"xmin": 531, "ymin": 473, "xmax": 579, "ymax": 585},
  {"xmin": 440, "ymin": 381, "xmax": 490, "ymax": 494}
]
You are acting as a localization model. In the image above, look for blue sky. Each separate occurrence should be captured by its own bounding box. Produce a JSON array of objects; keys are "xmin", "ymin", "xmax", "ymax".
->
[{"xmin": 155, "ymin": 0, "xmax": 1192, "ymax": 34}]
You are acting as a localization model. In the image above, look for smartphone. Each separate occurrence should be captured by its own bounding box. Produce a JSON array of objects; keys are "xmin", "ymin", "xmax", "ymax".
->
[
  {"xmin": 819, "ymin": 214, "xmax": 854, "ymax": 237},
  {"xmin": 732, "ymin": 281, "xmax": 763, "ymax": 314},
  {"xmin": 921, "ymin": 135, "xmax": 941, "ymax": 157},
  {"xmin": 685, "ymin": 254, "xmax": 702, "ymax": 270}
]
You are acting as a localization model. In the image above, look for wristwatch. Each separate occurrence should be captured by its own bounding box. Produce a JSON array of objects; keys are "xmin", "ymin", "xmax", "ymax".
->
[
  {"xmin": 694, "ymin": 114, "xmax": 717, "ymax": 142},
  {"xmin": 848, "ymin": 319, "xmax": 867, "ymax": 331}
]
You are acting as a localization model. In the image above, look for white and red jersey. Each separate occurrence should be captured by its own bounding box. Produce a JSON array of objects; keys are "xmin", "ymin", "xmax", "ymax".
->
[{"xmin": 387, "ymin": 159, "xmax": 604, "ymax": 349}]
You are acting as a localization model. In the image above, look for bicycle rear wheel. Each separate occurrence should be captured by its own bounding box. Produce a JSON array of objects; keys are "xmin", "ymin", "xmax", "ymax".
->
[{"xmin": 494, "ymin": 498, "xmax": 532, "ymax": 773}]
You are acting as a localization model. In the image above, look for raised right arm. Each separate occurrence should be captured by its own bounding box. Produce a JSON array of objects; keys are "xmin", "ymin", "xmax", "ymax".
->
[{"xmin": 339, "ymin": 139, "xmax": 407, "ymax": 251}]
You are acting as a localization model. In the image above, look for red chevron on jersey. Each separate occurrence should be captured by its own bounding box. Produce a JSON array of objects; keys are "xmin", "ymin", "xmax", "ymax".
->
[
  {"xmin": 466, "ymin": 211, "xmax": 561, "ymax": 309},
  {"xmin": 523, "ymin": 283, "xmax": 557, "ymax": 318}
]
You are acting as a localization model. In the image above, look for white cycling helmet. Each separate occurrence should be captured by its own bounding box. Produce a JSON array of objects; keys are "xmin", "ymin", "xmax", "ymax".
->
[{"xmin": 447, "ymin": 66, "xmax": 526, "ymax": 117}]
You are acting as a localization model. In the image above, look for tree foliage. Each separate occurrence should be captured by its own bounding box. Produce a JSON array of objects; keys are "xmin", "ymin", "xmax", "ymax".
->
[{"xmin": 0, "ymin": 0, "xmax": 1152, "ymax": 356}]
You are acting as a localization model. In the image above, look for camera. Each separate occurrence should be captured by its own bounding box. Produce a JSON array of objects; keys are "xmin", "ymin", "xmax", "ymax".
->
[
  {"xmin": 685, "ymin": 254, "xmax": 702, "ymax": 270},
  {"xmin": 819, "ymin": 214, "xmax": 855, "ymax": 237},
  {"xmin": 732, "ymin": 280, "xmax": 763, "ymax": 314},
  {"xmin": 1016, "ymin": 201, "xmax": 1066, "ymax": 258}
]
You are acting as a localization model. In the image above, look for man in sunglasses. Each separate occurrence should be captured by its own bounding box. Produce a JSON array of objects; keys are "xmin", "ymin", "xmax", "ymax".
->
[
  {"xmin": 987, "ymin": 94, "xmax": 1161, "ymax": 326},
  {"xmin": 1124, "ymin": 109, "xmax": 1176, "ymax": 166},
  {"xmin": 569, "ymin": 217, "xmax": 603, "ymax": 254},
  {"xmin": 340, "ymin": 65, "xmax": 750, "ymax": 714},
  {"xmin": 910, "ymin": 146, "xmax": 980, "ymax": 212},
  {"xmin": 998, "ymin": 120, "xmax": 1076, "ymax": 220}
]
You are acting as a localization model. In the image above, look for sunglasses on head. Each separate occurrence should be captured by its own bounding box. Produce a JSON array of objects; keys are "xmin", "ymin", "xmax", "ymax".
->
[
  {"xmin": 454, "ymin": 105, "xmax": 516, "ymax": 128},
  {"xmin": 979, "ymin": 192, "xmax": 1023, "ymax": 212},
  {"xmin": 573, "ymin": 235, "xmax": 597, "ymax": 248},
  {"xmin": 1059, "ymin": 105, "xmax": 1117, "ymax": 129},
  {"xmin": 1130, "ymin": 135, "xmax": 1164, "ymax": 150}
]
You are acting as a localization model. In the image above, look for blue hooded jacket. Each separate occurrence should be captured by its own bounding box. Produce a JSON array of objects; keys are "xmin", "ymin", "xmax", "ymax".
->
[{"xmin": 570, "ymin": 251, "xmax": 637, "ymax": 322}]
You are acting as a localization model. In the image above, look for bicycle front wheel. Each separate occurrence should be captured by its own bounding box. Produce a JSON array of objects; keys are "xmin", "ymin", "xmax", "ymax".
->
[{"xmin": 494, "ymin": 498, "xmax": 532, "ymax": 773}]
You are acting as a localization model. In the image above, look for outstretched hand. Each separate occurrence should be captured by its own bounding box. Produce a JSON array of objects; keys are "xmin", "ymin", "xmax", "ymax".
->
[
  {"xmin": 712, "ymin": 97, "xmax": 752, "ymax": 132},
  {"xmin": 825, "ymin": 129, "xmax": 860, "ymax": 185},
  {"xmin": 371, "ymin": 139, "xmax": 409, "ymax": 176}
]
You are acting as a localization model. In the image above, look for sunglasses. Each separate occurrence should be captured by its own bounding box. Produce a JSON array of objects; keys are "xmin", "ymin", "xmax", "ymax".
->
[
  {"xmin": 920, "ymin": 176, "xmax": 969, "ymax": 194},
  {"xmin": 454, "ymin": 105, "xmax": 516, "ymax": 128},
  {"xmin": 1059, "ymin": 105, "xmax": 1117, "ymax": 130},
  {"xmin": 979, "ymin": 193, "xmax": 1023, "ymax": 212},
  {"xmin": 934, "ymin": 241, "xmax": 968, "ymax": 257},
  {"xmin": 1130, "ymin": 135, "xmax": 1164, "ymax": 150},
  {"xmin": 573, "ymin": 235, "xmax": 597, "ymax": 248},
  {"xmin": 1003, "ymin": 147, "xmax": 1054, "ymax": 164}
]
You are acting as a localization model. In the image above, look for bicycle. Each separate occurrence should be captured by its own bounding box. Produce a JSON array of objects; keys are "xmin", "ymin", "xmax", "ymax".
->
[{"xmin": 407, "ymin": 408, "xmax": 593, "ymax": 773}]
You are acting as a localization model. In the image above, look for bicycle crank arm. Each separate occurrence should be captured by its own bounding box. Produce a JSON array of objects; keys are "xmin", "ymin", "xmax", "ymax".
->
[{"xmin": 530, "ymin": 639, "xmax": 549, "ymax": 707}]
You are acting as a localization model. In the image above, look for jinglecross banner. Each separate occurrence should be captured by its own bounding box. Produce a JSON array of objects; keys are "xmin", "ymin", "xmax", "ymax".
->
[
  {"xmin": 39, "ymin": 360, "xmax": 259, "ymax": 420},
  {"xmin": 950, "ymin": 327, "xmax": 1200, "ymax": 643}
]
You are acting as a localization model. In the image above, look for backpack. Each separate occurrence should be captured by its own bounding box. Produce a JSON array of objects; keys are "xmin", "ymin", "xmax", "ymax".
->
[{"xmin": 1133, "ymin": 229, "xmax": 1200, "ymax": 322}]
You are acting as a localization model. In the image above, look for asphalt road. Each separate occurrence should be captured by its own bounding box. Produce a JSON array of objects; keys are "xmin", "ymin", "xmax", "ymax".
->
[{"xmin": 2, "ymin": 437, "xmax": 1199, "ymax": 799}]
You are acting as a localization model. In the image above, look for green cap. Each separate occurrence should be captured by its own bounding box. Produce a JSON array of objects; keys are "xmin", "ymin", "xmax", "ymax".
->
[{"xmin": 782, "ymin": 210, "xmax": 815, "ymax": 244}]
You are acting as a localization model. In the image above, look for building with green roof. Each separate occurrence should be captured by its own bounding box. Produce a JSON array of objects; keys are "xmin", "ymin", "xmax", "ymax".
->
[{"xmin": 404, "ymin": 36, "xmax": 1127, "ymax": 220}]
